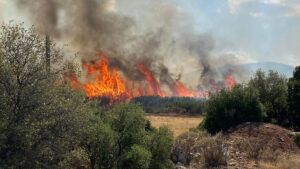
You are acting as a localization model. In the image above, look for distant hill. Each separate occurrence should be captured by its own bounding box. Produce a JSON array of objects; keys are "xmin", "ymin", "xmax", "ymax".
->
[{"xmin": 242, "ymin": 62, "xmax": 295, "ymax": 77}]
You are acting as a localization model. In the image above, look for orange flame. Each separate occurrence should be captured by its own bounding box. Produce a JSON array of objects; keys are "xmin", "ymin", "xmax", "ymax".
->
[
  {"xmin": 172, "ymin": 80, "xmax": 194, "ymax": 97},
  {"xmin": 66, "ymin": 51, "xmax": 237, "ymax": 103},
  {"xmin": 136, "ymin": 63, "xmax": 166, "ymax": 97},
  {"xmin": 82, "ymin": 52, "xmax": 132, "ymax": 103},
  {"xmin": 225, "ymin": 74, "xmax": 237, "ymax": 88}
]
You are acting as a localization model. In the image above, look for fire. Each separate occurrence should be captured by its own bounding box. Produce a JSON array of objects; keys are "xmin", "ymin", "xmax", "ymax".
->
[
  {"xmin": 78, "ymin": 52, "xmax": 132, "ymax": 103},
  {"xmin": 172, "ymin": 80, "xmax": 195, "ymax": 97},
  {"xmin": 66, "ymin": 51, "xmax": 237, "ymax": 104},
  {"xmin": 136, "ymin": 63, "xmax": 166, "ymax": 97},
  {"xmin": 225, "ymin": 74, "xmax": 237, "ymax": 88}
]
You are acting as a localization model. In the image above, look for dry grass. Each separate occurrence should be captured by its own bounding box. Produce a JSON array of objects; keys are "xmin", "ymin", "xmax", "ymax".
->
[
  {"xmin": 259, "ymin": 155, "xmax": 300, "ymax": 169},
  {"xmin": 146, "ymin": 114, "xmax": 203, "ymax": 137}
]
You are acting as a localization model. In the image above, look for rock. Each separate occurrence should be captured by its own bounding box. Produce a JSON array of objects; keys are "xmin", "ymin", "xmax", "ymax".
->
[
  {"xmin": 176, "ymin": 162, "xmax": 188, "ymax": 169},
  {"xmin": 229, "ymin": 162, "xmax": 236, "ymax": 166},
  {"xmin": 171, "ymin": 147, "xmax": 191, "ymax": 165}
]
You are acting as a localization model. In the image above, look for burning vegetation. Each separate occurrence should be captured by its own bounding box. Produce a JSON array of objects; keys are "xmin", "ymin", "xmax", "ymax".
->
[{"xmin": 66, "ymin": 51, "xmax": 237, "ymax": 104}]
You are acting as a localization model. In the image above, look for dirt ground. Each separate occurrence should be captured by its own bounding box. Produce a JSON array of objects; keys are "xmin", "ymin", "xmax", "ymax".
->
[{"xmin": 224, "ymin": 123, "xmax": 300, "ymax": 169}]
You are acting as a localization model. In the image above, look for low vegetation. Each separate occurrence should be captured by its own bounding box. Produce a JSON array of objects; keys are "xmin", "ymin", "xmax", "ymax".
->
[
  {"xmin": 131, "ymin": 96, "xmax": 206, "ymax": 115},
  {"xmin": 173, "ymin": 131, "xmax": 228, "ymax": 169}
]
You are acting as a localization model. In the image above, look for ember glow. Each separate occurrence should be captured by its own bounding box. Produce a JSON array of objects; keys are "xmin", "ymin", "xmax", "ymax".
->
[{"xmin": 67, "ymin": 52, "xmax": 237, "ymax": 104}]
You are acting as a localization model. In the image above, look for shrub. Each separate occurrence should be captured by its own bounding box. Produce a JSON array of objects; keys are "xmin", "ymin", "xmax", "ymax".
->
[
  {"xmin": 288, "ymin": 66, "xmax": 300, "ymax": 131},
  {"xmin": 173, "ymin": 131, "xmax": 227, "ymax": 168},
  {"xmin": 121, "ymin": 145, "xmax": 152, "ymax": 169},
  {"xmin": 294, "ymin": 133, "xmax": 300, "ymax": 148},
  {"xmin": 149, "ymin": 126, "xmax": 175, "ymax": 169},
  {"xmin": 200, "ymin": 85, "xmax": 264, "ymax": 134},
  {"xmin": 259, "ymin": 147, "xmax": 281, "ymax": 163},
  {"xmin": 199, "ymin": 135, "xmax": 227, "ymax": 168},
  {"xmin": 237, "ymin": 137, "xmax": 281, "ymax": 162},
  {"xmin": 249, "ymin": 69, "xmax": 289, "ymax": 126}
]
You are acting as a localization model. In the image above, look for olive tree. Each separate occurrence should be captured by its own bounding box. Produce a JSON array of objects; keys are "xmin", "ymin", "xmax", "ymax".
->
[{"xmin": 0, "ymin": 23, "xmax": 91, "ymax": 168}]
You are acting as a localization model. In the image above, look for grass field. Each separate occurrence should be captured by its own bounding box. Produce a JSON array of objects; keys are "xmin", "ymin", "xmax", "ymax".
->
[{"xmin": 146, "ymin": 114, "xmax": 204, "ymax": 137}]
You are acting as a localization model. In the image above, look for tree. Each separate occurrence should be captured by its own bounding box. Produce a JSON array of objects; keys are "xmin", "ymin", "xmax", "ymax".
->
[
  {"xmin": 0, "ymin": 23, "xmax": 91, "ymax": 168},
  {"xmin": 248, "ymin": 69, "xmax": 289, "ymax": 125},
  {"xmin": 0, "ymin": 23, "xmax": 176, "ymax": 169},
  {"xmin": 82, "ymin": 103, "xmax": 175, "ymax": 169},
  {"xmin": 200, "ymin": 85, "xmax": 264, "ymax": 134},
  {"xmin": 149, "ymin": 126, "xmax": 175, "ymax": 169},
  {"xmin": 288, "ymin": 66, "xmax": 300, "ymax": 131}
]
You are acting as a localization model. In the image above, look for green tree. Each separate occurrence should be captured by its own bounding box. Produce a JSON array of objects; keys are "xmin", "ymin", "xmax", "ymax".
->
[
  {"xmin": 121, "ymin": 145, "xmax": 152, "ymax": 169},
  {"xmin": 288, "ymin": 66, "xmax": 300, "ymax": 131},
  {"xmin": 149, "ymin": 126, "xmax": 175, "ymax": 169},
  {"xmin": 200, "ymin": 85, "xmax": 264, "ymax": 134},
  {"xmin": 82, "ymin": 103, "xmax": 175, "ymax": 169},
  {"xmin": 248, "ymin": 69, "xmax": 289, "ymax": 125},
  {"xmin": 0, "ymin": 24, "xmax": 91, "ymax": 168}
]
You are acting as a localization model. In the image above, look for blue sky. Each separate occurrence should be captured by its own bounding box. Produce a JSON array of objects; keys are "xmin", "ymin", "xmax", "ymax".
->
[
  {"xmin": 0, "ymin": 0, "xmax": 299, "ymax": 66},
  {"xmin": 168, "ymin": 0, "xmax": 300, "ymax": 66}
]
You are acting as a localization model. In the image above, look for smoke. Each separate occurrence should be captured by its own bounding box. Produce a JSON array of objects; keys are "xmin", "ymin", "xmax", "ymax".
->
[{"xmin": 14, "ymin": 0, "xmax": 247, "ymax": 92}]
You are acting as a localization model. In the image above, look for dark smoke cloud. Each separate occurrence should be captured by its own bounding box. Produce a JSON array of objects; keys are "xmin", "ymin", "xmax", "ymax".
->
[{"xmin": 15, "ymin": 0, "xmax": 247, "ymax": 92}]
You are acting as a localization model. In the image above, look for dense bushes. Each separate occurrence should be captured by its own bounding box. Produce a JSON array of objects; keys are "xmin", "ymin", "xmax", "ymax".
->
[
  {"xmin": 0, "ymin": 24, "xmax": 175, "ymax": 169},
  {"xmin": 294, "ymin": 133, "xmax": 300, "ymax": 148},
  {"xmin": 83, "ymin": 103, "xmax": 175, "ymax": 169},
  {"xmin": 288, "ymin": 66, "xmax": 300, "ymax": 131},
  {"xmin": 199, "ymin": 85, "xmax": 264, "ymax": 134},
  {"xmin": 0, "ymin": 24, "xmax": 92, "ymax": 168},
  {"xmin": 248, "ymin": 70, "xmax": 289, "ymax": 126},
  {"xmin": 131, "ymin": 96, "xmax": 206, "ymax": 115}
]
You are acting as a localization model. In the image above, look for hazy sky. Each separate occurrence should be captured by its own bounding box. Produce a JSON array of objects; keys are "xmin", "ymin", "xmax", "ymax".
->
[{"xmin": 0, "ymin": 0, "xmax": 299, "ymax": 66}]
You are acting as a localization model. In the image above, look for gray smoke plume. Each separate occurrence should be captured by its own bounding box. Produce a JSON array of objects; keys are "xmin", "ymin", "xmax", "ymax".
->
[{"xmin": 15, "ymin": 0, "xmax": 247, "ymax": 93}]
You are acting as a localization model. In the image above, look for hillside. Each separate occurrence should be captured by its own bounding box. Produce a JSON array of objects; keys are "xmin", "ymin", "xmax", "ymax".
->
[
  {"xmin": 174, "ymin": 122, "xmax": 300, "ymax": 169},
  {"xmin": 224, "ymin": 123, "xmax": 300, "ymax": 169}
]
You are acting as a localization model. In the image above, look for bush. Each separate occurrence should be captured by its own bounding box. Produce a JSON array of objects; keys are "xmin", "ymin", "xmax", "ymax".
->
[
  {"xmin": 199, "ymin": 85, "xmax": 264, "ymax": 134},
  {"xmin": 121, "ymin": 145, "xmax": 152, "ymax": 169},
  {"xmin": 294, "ymin": 133, "xmax": 300, "ymax": 148},
  {"xmin": 249, "ymin": 69, "xmax": 289, "ymax": 126},
  {"xmin": 199, "ymin": 135, "xmax": 227, "ymax": 168},
  {"xmin": 149, "ymin": 126, "xmax": 175, "ymax": 169},
  {"xmin": 83, "ymin": 103, "xmax": 175, "ymax": 169},
  {"xmin": 173, "ymin": 131, "xmax": 227, "ymax": 168},
  {"xmin": 288, "ymin": 66, "xmax": 300, "ymax": 131},
  {"xmin": 237, "ymin": 137, "xmax": 281, "ymax": 162}
]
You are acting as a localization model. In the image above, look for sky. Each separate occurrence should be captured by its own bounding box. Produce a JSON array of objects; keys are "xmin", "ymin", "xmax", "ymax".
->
[{"xmin": 0, "ymin": 0, "xmax": 299, "ymax": 66}]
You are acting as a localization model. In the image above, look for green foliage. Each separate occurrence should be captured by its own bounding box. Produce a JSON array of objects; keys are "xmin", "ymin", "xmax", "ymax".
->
[
  {"xmin": 149, "ymin": 127, "xmax": 175, "ymax": 169},
  {"xmin": 200, "ymin": 85, "xmax": 264, "ymax": 134},
  {"xmin": 131, "ymin": 96, "xmax": 206, "ymax": 115},
  {"xmin": 121, "ymin": 145, "xmax": 152, "ymax": 169},
  {"xmin": 0, "ymin": 24, "xmax": 91, "ymax": 168},
  {"xmin": 294, "ymin": 133, "xmax": 300, "ymax": 148},
  {"xmin": 82, "ymin": 103, "xmax": 175, "ymax": 169},
  {"xmin": 288, "ymin": 66, "xmax": 300, "ymax": 131},
  {"xmin": 248, "ymin": 69, "xmax": 289, "ymax": 126},
  {"xmin": 0, "ymin": 23, "xmax": 174, "ymax": 169}
]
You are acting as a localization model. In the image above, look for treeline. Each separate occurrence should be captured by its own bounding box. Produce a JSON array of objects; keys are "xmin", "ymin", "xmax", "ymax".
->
[
  {"xmin": 131, "ymin": 96, "xmax": 206, "ymax": 115},
  {"xmin": 0, "ymin": 24, "xmax": 175, "ymax": 169},
  {"xmin": 200, "ymin": 67, "xmax": 300, "ymax": 133}
]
